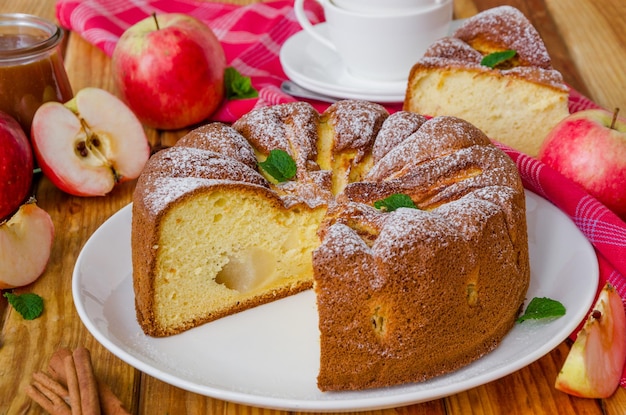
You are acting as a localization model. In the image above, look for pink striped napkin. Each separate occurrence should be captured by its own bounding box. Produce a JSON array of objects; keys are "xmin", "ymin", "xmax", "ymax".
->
[{"xmin": 56, "ymin": 0, "xmax": 626, "ymax": 388}]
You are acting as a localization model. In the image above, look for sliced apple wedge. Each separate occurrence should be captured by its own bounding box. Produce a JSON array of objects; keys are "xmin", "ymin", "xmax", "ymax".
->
[
  {"xmin": 31, "ymin": 87, "xmax": 150, "ymax": 196},
  {"xmin": 555, "ymin": 282, "xmax": 626, "ymax": 398},
  {"xmin": 0, "ymin": 200, "xmax": 54, "ymax": 289}
]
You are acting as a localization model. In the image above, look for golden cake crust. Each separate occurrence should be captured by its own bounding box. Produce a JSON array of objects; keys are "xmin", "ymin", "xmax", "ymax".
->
[
  {"xmin": 314, "ymin": 116, "xmax": 529, "ymax": 390},
  {"xmin": 417, "ymin": 36, "xmax": 567, "ymax": 91},
  {"xmin": 452, "ymin": 5, "xmax": 552, "ymax": 68},
  {"xmin": 132, "ymin": 145, "xmax": 284, "ymax": 336}
]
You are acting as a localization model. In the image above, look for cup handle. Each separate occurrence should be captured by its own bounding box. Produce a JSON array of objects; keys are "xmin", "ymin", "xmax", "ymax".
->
[{"xmin": 293, "ymin": 0, "xmax": 337, "ymax": 51}]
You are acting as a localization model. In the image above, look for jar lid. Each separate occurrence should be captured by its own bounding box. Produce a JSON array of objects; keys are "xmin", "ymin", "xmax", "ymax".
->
[{"xmin": 0, "ymin": 13, "xmax": 64, "ymax": 61}]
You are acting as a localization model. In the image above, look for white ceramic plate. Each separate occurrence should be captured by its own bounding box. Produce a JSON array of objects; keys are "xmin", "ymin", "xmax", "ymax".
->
[
  {"xmin": 279, "ymin": 20, "xmax": 465, "ymax": 103},
  {"xmin": 73, "ymin": 190, "xmax": 598, "ymax": 412}
]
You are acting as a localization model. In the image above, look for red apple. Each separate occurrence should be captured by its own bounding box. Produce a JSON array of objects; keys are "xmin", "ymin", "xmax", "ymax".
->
[
  {"xmin": 0, "ymin": 199, "xmax": 54, "ymax": 289},
  {"xmin": 0, "ymin": 111, "xmax": 34, "ymax": 221},
  {"xmin": 555, "ymin": 282, "xmax": 626, "ymax": 398},
  {"xmin": 112, "ymin": 13, "xmax": 227, "ymax": 130},
  {"xmin": 31, "ymin": 87, "xmax": 150, "ymax": 197},
  {"xmin": 538, "ymin": 108, "xmax": 626, "ymax": 221}
]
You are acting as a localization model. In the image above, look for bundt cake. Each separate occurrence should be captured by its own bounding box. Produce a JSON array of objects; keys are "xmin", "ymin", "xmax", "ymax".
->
[
  {"xmin": 131, "ymin": 100, "xmax": 530, "ymax": 391},
  {"xmin": 403, "ymin": 6, "xmax": 570, "ymax": 157}
]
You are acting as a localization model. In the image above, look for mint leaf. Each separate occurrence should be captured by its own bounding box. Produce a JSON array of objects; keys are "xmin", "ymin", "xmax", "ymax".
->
[
  {"xmin": 224, "ymin": 67, "xmax": 258, "ymax": 100},
  {"xmin": 259, "ymin": 149, "xmax": 297, "ymax": 182},
  {"xmin": 481, "ymin": 50, "xmax": 517, "ymax": 68},
  {"xmin": 517, "ymin": 297, "xmax": 566, "ymax": 323},
  {"xmin": 374, "ymin": 194, "xmax": 418, "ymax": 212},
  {"xmin": 3, "ymin": 292, "xmax": 44, "ymax": 320}
]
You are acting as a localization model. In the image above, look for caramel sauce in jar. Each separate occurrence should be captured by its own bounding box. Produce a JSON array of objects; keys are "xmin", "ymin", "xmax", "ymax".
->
[{"xmin": 0, "ymin": 14, "xmax": 73, "ymax": 135}]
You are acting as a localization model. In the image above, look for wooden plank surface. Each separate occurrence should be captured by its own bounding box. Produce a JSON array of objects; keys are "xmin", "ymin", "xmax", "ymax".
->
[{"xmin": 1, "ymin": 0, "xmax": 625, "ymax": 414}]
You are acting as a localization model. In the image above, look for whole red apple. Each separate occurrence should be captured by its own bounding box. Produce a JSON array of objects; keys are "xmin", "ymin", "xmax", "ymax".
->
[
  {"xmin": 0, "ymin": 111, "xmax": 33, "ymax": 221},
  {"xmin": 538, "ymin": 108, "xmax": 626, "ymax": 221},
  {"xmin": 112, "ymin": 13, "xmax": 227, "ymax": 130}
]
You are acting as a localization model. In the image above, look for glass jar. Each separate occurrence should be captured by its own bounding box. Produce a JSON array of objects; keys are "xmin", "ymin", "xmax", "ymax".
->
[{"xmin": 0, "ymin": 13, "xmax": 73, "ymax": 135}]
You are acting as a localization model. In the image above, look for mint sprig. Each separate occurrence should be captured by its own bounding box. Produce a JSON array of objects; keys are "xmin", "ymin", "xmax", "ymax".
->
[
  {"xmin": 224, "ymin": 67, "xmax": 258, "ymax": 100},
  {"xmin": 481, "ymin": 50, "xmax": 517, "ymax": 68},
  {"xmin": 259, "ymin": 149, "xmax": 297, "ymax": 183},
  {"xmin": 374, "ymin": 194, "xmax": 418, "ymax": 212},
  {"xmin": 516, "ymin": 297, "xmax": 566, "ymax": 323},
  {"xmin": 3, "ymin": 292, "xmax": 44, "ymax": 320}
]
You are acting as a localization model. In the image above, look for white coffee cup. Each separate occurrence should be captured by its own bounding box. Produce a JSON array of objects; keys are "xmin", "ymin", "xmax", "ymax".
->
[
  {"xmin": 333, "ymin": 0, "xmax": 444, "ymax": 13},
  {"xmin": 293, "ymin": 0, "xmax": 453, "ymax": 81}
]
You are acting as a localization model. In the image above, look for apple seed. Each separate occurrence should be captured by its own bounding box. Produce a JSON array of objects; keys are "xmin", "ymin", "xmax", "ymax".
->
[{"xmin": 76, "ymin": 140, "xmax": 88, "ymax": 157}]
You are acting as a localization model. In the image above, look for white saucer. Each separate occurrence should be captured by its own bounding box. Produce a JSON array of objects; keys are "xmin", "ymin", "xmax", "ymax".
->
[{"xmin": 280, "ymin": 20, "xmax": 464, "ymax": 103}]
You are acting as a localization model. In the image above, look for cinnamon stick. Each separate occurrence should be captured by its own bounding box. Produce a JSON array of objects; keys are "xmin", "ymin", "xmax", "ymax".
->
[
  {"xmin": 32, "ymin": 371, "xmax": 69, "ymax": 402},
  {"xmin": 26, "ymin": 377, "xmax": 72, "ymax": 415},
  {"xmin": 64, "ymin": 355, "xmax": 83, "ymax": 415},
  {"xmin": 48, "ymin": 348, "xmax": 131, "ymax": 415},
  {"xmin": 48, "ymin": 347, "xmax": 72, "ymax": 382},
  {"xmin": 72, "ymin": 347, "xmax": 101, "ymax": 415}
]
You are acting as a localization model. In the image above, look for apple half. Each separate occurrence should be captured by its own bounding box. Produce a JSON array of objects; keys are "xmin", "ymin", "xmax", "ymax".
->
[
  {"xmin": 0, "ymin": 200, "xmax": 54, "ymax": 289},
  {"xmin": 31, "ymin": 87, "xmax": 150, "ymax": 197},
  {"xmin": 555, "ymin": 282, "xmax": 626, "ymax": 398}
]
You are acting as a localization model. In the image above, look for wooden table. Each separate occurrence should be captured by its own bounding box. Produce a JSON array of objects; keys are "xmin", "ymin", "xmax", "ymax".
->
[{"xmin": 1, "ymin": 0, "xmax": 625, "ymax": 414}]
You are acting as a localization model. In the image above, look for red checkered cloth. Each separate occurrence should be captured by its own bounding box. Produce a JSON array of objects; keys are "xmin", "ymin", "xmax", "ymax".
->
[{"xmin": 56, "ymin": 0, "xmax": 626, "ymax": 387}]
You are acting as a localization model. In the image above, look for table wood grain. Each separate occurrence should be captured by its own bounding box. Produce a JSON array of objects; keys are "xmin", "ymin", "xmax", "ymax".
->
[{"xmin": 1, "ymin": 0, "xmax": 625, "ymax": 414}]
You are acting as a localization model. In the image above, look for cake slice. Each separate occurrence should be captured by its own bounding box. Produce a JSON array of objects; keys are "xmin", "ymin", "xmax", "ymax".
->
[
  {"xmin": 404, "ymin": 6, "xmax": 570, "ymax": 156},
  {"xmin": 131, "ymin": 122, "xmax": 328, "ymax": 337}
]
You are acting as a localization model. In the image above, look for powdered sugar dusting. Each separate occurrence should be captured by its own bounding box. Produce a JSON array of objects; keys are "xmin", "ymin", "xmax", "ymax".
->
[
  {"xmin": 423, "ymin": 37, "xmax": 484, "ymax": 62},
  {"xmin": 143, "ymin": 176, "xmax": 220, "ymax": 215},
  {"xmin": 176, "ymin": 122, "xmax": 258, "ymax": 169},
  {"xmin": 325, "ymin": 100, "xmax": 388, "ymax": 154},
  {"xmin": 313, "ymin": 111, "xmax": 526, "ymax": 281},
  {"xmin": 321, "ymin": 223, "xmax": 371, "ymax": 260},
  {"xmin": 136, "ymin": 145, "xmax": 270, "ymax": 215},
  {"xmin": 149, "ymin": 146, "xmax": 267, "ymax": 184},
  {"xmin": 232, "ymin": 101, "xmax": 320, "ymax": 174},
  {"xmin": 415, "ymin": 6, "xmax": 568, "ymax": 90},
  {"xmin": 506, "ymin": 66, "xmax": 567, "ymax": 91},
  {"xmin": 454, "ymin": 6, "xmax": 551, "ymax": 68},
  {"xmin": 366, "ymin": 116, "xmax": 489, "ymax": 181},
  {"xmin": 373, "ymin": 111, "xmax": 427, "ymax": 162},
  {"xmin": 136, "ymin": 101, "xmax": 525, "ymax": 277}
]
